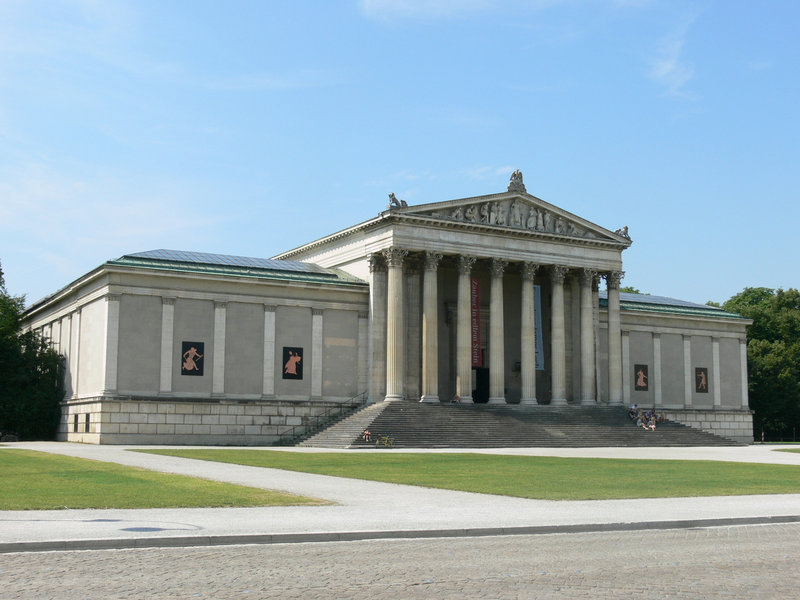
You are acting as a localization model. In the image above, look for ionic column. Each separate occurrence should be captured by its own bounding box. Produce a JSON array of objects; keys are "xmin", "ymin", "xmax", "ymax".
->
[
  {"xmin": 488, "ymin": 258, "xmax": 508, "ymax": 404},
  {"xmin": 421, "ymin": 252, "xmax": 443, "ymax": 403},
  {"xmin": 368, "ymin": 255, "xmax": 387, "ymax": 403},
  {"xmin": 520, "ymin": 262, "xmax": 539, "ymax": 405},
  {"xmin": 159, "ymin": 297, "xmax": 175, "ymax": 394},
  {"xmin": 383, "ymin": 248, "xmax": 407, "ymax": 402},
  {"xmin": 550, "ymin": 265, "xmax": 569, "ymax": 406},
  {"xmin": 311, "ymin": 309, "xmax": 323, "ymax": 399},
  {"xmin": 102, "ymin": 294, "xmax": 121, "ymax": 395},
  {"xmin": 262, "ymin": 305, "xmax": 276, "ymax": 398},
  {"xmin": 212, "ymin": 301, "xmax": 227, "ymax": 396},
  {"xmin": 456, "ymin": 255, "xmax": 477, "ymax": 403},
  {"xmin": 606, "ymin": 271, "xmax": 624, "ymax": 406},
  {"xmin": 580, "ymin": 269, "xmax": 597, "ymax": 405}
]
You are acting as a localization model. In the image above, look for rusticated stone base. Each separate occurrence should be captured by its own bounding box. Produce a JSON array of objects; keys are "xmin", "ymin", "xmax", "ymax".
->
[{"xmin": 663, "ymin": 408, "xmax": 753, "ymax": 444}]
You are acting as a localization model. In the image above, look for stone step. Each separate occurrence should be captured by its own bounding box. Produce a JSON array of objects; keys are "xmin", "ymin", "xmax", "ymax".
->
[{"xmin": 298, "ymin": 402, "xmax": 742, "ymax": 449}]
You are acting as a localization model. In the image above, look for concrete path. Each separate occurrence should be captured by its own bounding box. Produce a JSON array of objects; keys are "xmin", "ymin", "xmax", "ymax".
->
[{"xmin": 2, "ymin": 442, "xmax": 800, "ymax": 553}]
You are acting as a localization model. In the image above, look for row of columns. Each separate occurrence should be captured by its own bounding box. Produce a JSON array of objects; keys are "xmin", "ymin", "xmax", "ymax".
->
[{"xmin": 369, "ymin": 248, "xmax": 625, "ymax": 405}]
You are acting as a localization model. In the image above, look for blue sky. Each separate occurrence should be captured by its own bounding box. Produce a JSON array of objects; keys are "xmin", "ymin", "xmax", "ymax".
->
[{"xmin": 1, "ymin": 0, "xmax": 798, "ymax": 306}]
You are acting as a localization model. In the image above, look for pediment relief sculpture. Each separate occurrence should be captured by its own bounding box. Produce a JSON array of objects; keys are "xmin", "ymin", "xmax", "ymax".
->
[{"xmin": 421, "ymin": 198, "xmax": 599, "ymax": 240}]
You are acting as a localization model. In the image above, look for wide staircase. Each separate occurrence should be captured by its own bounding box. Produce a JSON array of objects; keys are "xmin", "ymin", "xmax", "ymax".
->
[{"xmin": 299, "ymin": 402, "xmax": 743, "ymax": 448}]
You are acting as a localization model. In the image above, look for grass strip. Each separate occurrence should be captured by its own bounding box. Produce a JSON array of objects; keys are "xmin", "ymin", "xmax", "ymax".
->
[
  {"xmin": 139, "ymin": 449, "xmax": 800, "ymax": 500},
  {"xmin": 0, "ymin": 449, "xmax": 326, "ymax": 510}
]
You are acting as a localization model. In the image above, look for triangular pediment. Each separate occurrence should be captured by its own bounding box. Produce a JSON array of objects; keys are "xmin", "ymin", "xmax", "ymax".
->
[{"xmin": 385, "ymin": 192, "xmax": 631, "ymax": 246}]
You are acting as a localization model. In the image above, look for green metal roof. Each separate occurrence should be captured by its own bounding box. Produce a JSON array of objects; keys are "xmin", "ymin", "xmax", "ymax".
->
[
  {"xmin": 600, "ymin": 292, "xmax": 748, "ymax": 320},
  {"xmin": 108, "ymin": 250, "xmax": 368, "ymax": 288}
]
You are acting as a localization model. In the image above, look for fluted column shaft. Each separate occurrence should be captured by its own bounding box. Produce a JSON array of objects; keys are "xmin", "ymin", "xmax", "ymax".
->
[
  {"xmin": 383, "ymin": 248, "xmax": 407, "ymax": 402},
  {"xmin": 520, "ymin": 263, "xmax": 538, "ymax": 404},
  {"xmin": 456, "ymin": 256, "xmax": 477, "ymax": 403},
  {"xmin": 607, "ymin": 271, "xmax": 624, "ymax": 405},
  {"xmin": 580, "ymin": 269, "xmax": 597, "ymax": 405},
  {"xmin": 550, "ymin": 266, "xmax": 568, "ymax": 405},
  {"xmin": 489, "ymin": 258, "xmax": 508, "ymax": 404},
  {"xmin": 421, "ymin": 252, "xmax": 442, "ymax": 403}
]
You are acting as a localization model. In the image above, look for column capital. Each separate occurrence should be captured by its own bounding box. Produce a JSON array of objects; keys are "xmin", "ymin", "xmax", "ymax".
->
[
  {"xmin": 214, "ymin": 301, "xmax": 227, "ymax": 310},
  {"xmin": 312, "ymin": 308, "xmax": 324, "ymax": 317},
  {"xmin": 263, "ymin": 304, "xmax": 276, "ymax": 313},
  {"xmin": 458, "ymin": 255, "xmax": 477, "ymax": 274},
  {"xmin": 550, "ymin": 265, "xmax": 569, "ymax": 285},
  {"xmin": 368, "ymin": 253, "xmax": 386, "ymax": 273},
  {"xmin": 106, "ymin": 293, "xmax": 122, "ymax": 302},
  {"xmin": 424, "ymin": 251, "xmax": 443, "ymax": 271},
  {"xmin": 580, "ymin": 268, "xmax": 598, "ymax": 286},
  {"xmin": 605, "ymin": 271, "xmax": 625, "ymax": 289},
  {"xmin": 522, "ymin": 262, "xmax": 539, "ymax": 281},
  {"xmin": 381, "ymin": 247, "xmax": 408, "ymax": 268},
  {"xmin": 490, "ymin": 258, "xmax": 508, "ymax": 278},
  {"xmin": 358, "ymin": 310, "xmax": 369, "ymax": 319},
  {"xmin": 162, "ymin": 296, "xmax": 176, "ymax": 306}
]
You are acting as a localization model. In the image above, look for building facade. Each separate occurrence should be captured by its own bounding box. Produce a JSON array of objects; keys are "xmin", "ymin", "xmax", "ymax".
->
[{"xmin": 23, "ymin": 173, "xmax": 754, "ymax": 444}]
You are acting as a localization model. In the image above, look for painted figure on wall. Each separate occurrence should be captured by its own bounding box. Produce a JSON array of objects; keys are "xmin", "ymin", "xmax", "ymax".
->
[
  {"xmin": 181, "ymin": 342, "xmax": 204, "ymax": 376},
  {"xmin": 634, "ymin": 364, "xmax": 648, "ymax": 391},
  {"xmin": 283, "ymin": 347, "xmax": 303, "ymax": 380},
  {"xmin": 695, "ymin": 367, "xmax": 708, "ymax": 393}
]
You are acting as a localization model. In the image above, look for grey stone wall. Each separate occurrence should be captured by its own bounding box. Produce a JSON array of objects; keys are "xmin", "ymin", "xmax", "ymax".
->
[{"xmin": 665, "ymin": 409, "xmax": 753, "ymax": 444}]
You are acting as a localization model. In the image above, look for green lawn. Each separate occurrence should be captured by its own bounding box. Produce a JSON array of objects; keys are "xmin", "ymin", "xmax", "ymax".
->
[
  {"xmin": 139, "ymin": 449, "xmax": 800, "ymax": 500},
  {"xmin": 776, "ymin": 448, "xmax": 800, "ymax": 454},
  {"xmin": 0, "ymin": 449, "xmax": 326, "ymax": 510}
]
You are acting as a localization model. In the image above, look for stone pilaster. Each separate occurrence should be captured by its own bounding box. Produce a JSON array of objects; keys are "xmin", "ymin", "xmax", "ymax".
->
[
  {"xmin": 212, "ymin": 301, "xmax": 227, "ymax": 396},
  {"xmin": 368, "ymin": 254, "xmax": 387, "ymax": 403},
  {"xmin": 653, "ymin": 333, "xmax": 662, "ymax": 408},
  {"xmin": 383, "ymin": 248, "xmax": 407, "ymax": 401},
  {"xmin": 740, "ymin": 339, "xmax": 749, "ymax": 409},
  {"xmin": 262, "ymin": 305, "xmax": 276, "ymax": 398},
  {"xmin": 712, "ymin": 337, "xmax": 721, "ymax": 407},
  {"xmin": 550, "ymin": 265, "xmax": 569, "ymax": 405},
  {"xmin": 520, "ymin": 262, "xmax": 539, "ymax": 405},
  {"xmin": 159, "ymin": 297, "xmax": 175, "ymax": 394},
  {"xmin": 311, "ymin": 308, "xmax": 324, "ymax": 399},
  {"xmin": 683, "ymin": 334, "xmax": 693, "ymax": 408},
  {"xmin": 580, "ymin": 269, "xmax": 597, "ymax": 405},
  {"xmin": 421, "ymin": 252, "xmax": 443, "ymax": 403},
  {"xmin": 102, "ymin": 294, "xmax": 121, "ymax": 395},
  {"xmin": 457, "ymin": 255, "xmax": 477, "ymax": 403},
  {"xmin": 358, "ymin": 310, "xmax": 370, "ymax": 398},
  {"xmin": 489, "ymin": 258, "xmax": 508, "ymax": 404},
  {"xmin": 69, "ymin": 309, "xmax": 81, "ymax": 398},
  {"xmin": 606, "ymin": 271, "xmax": 624, "ymax": 405}
]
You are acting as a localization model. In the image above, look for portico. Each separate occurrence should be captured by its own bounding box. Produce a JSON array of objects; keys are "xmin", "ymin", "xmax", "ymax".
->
[{"xmin": 278, "ymin": 171, "xmax": 632, "ymax": 406}]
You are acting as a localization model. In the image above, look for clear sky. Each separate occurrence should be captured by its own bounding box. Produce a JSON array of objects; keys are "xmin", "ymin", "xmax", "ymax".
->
[{"xmin": 1, "ymin": 0, "xmax": 798, "ymax": 306}]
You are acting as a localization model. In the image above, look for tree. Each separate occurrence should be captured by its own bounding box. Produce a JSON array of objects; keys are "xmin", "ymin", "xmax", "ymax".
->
[
  {"xmin": 0, "ymin": 261, "xmax": 64, "ymax": 440},
  {"xmin": 723, "ymin": 287, "xmax": 800, "ymax": 441},
  {"xmin": 620, "ymin": 286, "xmax": 642, "ymax": 294}
]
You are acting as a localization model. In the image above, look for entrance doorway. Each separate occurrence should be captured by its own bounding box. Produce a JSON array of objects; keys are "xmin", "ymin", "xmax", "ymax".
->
[{"xmin": 473, "ymin": 367, "xmax": 489, "ymax": 403}]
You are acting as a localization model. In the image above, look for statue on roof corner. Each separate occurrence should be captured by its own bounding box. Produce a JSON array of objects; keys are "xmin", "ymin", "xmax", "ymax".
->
[
  {"xmin": 614, "ymin": 225, "xmax": 630, "ymax": 239},
  {"xmin": 507, "ymin": 169, "xmax": 527, "ymax": 193},
  {"xmin": 388, "ymin": 192, "xmax": 408, "ymax": 209}
]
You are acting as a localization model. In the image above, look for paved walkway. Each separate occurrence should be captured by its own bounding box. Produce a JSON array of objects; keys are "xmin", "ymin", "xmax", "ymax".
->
[{"xmin": 2, "ymin": 442, "xmax": 800, "ymax": 553}]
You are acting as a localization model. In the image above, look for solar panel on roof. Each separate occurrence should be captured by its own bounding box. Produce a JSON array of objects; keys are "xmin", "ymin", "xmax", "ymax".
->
[{"xmin": 126, "ymin": 249, "xmax": 330, "ymax": 274}]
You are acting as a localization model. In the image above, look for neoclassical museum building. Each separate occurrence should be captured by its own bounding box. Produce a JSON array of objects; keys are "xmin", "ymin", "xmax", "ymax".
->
[{"xmin": 23, "ymin": 172, "xmax": 754, "ymax": 444}]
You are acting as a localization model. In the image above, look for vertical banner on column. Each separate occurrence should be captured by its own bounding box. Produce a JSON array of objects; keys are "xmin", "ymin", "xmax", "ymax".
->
[{"xmin": 471, "ymin": 278, "xmax": 482, "ymax": 367}]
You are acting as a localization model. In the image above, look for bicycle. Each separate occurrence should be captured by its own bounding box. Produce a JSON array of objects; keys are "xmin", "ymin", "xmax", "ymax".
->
[{"xmin": 375, "ymin": 435, "xmax": 393, "ymax": 448}]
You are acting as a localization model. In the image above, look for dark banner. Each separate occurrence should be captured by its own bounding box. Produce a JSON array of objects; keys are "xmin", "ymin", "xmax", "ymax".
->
[
  {"xmin": 471, "ymin": 278, "xmax": 482, "ymax": 367},
  {"xmin": 181, "ymin": 341, "xmax": 204, "ymax": 376},
  {"xmin": 283, "ymin": 347, "xmax": 304, "ymax": 380}
]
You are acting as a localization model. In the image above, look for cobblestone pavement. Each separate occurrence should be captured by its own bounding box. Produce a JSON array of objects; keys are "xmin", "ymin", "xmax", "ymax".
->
[{"xmin": 3, "ymin": 523, "xmax": 798, "ymax": 599}]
